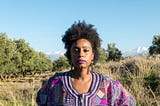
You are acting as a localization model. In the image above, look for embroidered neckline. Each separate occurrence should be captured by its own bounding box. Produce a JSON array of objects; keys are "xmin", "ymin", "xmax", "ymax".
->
[{"xmin": 62, "ymin": 71, "xmax": 103, "ymax": 97}]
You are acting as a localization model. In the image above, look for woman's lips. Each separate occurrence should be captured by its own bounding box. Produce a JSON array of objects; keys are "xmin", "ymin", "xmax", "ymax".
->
[{"xmin": 77, "ymin": 59, "xmax": 86, "ymax": 64}]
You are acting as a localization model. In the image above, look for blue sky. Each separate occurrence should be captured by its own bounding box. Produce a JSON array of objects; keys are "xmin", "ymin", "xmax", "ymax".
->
[{"xmin": 1, "ymin": 0, "xmax": 160, "ymax": 55}]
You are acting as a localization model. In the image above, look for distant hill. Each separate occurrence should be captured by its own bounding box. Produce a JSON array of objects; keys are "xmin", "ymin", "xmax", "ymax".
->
[{"xmin": 45, "ymin": 51, "xmax": 64, "ymax": 61}]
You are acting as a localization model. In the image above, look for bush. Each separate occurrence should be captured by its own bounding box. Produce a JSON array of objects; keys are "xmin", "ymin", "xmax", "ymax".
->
[{"xmin": 144, "ymin": 69, "xmax": 160, "ymax": 96}]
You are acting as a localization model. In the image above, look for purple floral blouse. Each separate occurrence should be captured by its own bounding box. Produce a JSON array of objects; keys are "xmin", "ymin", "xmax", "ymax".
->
[{"xmin": 36, "ymin": 71, "xmax": 136, "ymax": 106}]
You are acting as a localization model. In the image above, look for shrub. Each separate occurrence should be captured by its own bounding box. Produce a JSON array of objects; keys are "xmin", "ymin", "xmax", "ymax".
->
[{"xmin": 144, "ymin": 69, "xmax": 160, "ymax": 96}]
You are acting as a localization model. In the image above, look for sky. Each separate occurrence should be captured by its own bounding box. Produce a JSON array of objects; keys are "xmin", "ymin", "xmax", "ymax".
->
[{"xmin": 0, "ymin": 0, "xmax": 160, "ymax": 55}]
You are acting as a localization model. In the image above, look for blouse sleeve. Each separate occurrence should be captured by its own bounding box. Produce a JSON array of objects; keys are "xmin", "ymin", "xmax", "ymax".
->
[
  {"xmin": 36, "ymin": 80, "xmax": 50, "ymax": 106},
  {"xmin": 112, "ymin": 80, "xmax": 136, "ymax": 106},
  {"xmin": 36, "ymin": 73, "xmax": 60, "ymax": 106}
]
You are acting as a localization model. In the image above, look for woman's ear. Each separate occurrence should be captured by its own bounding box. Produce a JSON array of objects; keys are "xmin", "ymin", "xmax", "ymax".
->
[{"xmin": 91, "ymin": 53, "xmax": 94, "ymax": 61}]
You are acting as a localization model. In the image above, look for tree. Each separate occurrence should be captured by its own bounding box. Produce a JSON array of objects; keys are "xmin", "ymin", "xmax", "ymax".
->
[
  {"xmin": 106, "ymin": 43, "xmax": 123, "ymax": 61},
  {"xmin": 34, "ymin": 52, "xmax": 53, "ymax": 71},
  {"xmin": 14, "ymin": 39, "xmax": 53, "ymax": 73},
  {"xmin": 0, "ymin": 33, "xmax": 53, "ymax": 76},
  {"xmin": 14, "ymin": 39, "xmax": 38, "ymax": 73},
  {"xmin": 149, "ymin": 35, "xmax": 160, "ymax": 55},
  {"xmin": 52, "ymin": 56, "xmax": 70, "ymax": 71},
  {"xmin": 0, "ymin": 33, "xmax": 18, "ymax": 74}
]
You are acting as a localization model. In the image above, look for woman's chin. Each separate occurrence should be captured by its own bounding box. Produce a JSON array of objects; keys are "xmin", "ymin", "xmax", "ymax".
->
[{"xmin": 75, "ymin": 64, "xmax": 88, "ymax": 70}]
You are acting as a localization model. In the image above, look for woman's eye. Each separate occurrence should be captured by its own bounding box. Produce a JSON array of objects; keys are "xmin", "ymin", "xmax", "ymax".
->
[
  {"xmin": 84, "ymin": 49, "xmax": 89, "ymax": 52},
  {"xmin": 74, "ymin": 48, "xmax": 79, "ymax": 52}
]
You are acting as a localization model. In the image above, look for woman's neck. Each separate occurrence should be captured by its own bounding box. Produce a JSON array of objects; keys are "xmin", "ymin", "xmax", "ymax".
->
[{"xmin": 71, "ymin": 68, "xmax": 91, "ymax": 81}]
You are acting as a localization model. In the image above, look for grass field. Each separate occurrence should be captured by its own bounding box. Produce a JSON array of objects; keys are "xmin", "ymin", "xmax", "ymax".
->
[{"xmin": 0, "ymin": 55, "xmax": 160, "ymax": 106}]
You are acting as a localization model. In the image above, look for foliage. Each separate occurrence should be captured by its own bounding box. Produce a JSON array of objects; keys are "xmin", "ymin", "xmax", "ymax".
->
[
  {"xmin": 52, "ymin": 56, "xmax": 70, "ymax": 71},
  {"xmin": 144, "ymin": 69, "xmax": 160, "ymax": 95},
  {"xmin": 106, "ymin": 43, "xmax": 123, "ymax": 61},
  {"xmin": 0, "ymin": 33, "xmax": 18, "ymax": 73},
  {"xmin": 149, "ymin": 35, "xmax": 160, "ymax": 55},
  {"xmin": 0, "ymin": 33, "xmax": 53, "ymax": 75}
]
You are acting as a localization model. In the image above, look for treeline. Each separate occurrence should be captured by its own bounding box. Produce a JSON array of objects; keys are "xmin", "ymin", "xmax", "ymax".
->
[
  {"xmin": 1, "ymin": 32, "xmax": 160, "ymax": 77},
  {"xmin": 0, "ymin": 33, "xmax": 53, "ymax": 76}
]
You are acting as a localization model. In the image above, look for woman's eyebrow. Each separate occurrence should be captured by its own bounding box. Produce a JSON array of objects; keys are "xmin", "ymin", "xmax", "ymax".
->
[
  {"xmin": 73, "ymin": 46, "xmax": 91, "ymax": 48},
  {"xmin": 82, "ymin": 46, "xmax": 92, "ymax": 49}
]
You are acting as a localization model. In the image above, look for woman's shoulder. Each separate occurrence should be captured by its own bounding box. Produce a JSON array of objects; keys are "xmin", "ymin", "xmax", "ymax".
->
[
  {"xmin": 101, "ymin": 74, "xmax": 115, "ymax": 82},
  {"xmin": 94, "ymin": 72, "xmax": 125, "ymax": 91},
  {"xmin": 49, "ymin": 71, "xmax": 66, "ymax": 80},
  {"xmin": 97, "ymin": 73, "xmax": 136, "ymax": 105},
  {"xmin": 93, "ymin": 71, "xmax": 116, "ymax": 84},
  {"xmin": 37, "ymin": 71, "xmax": 70, "ymax": 94},
  {"xmin": 36, "ymin": 71, "xmax": 70, "ymax": 105},
  {"xmin": 47, "ymin": 71, "xmax": 70, "ymax": 85}
]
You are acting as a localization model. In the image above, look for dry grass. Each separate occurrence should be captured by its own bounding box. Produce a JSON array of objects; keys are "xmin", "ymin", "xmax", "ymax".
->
[
  {"xmin": 0, "ymin": 80, "xmax": 37, "ymax": 106},
  {"xmin": 95, "ymin": 55, "xmax": 160, "ymax": 106},
  {"xmin": 0, "ymin": 55, "xmax": 160, "ymax": 106}
]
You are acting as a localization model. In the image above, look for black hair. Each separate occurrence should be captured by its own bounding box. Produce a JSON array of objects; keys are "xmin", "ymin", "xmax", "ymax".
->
[{"xmin": 62, "ymin": 21, "xmax": 101, "ymax": 64}]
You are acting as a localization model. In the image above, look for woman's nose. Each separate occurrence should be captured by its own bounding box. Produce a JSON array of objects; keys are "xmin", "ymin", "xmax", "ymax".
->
[{"xmin": 79, "ymin": 50, "xmax": 84, "ymax": 57}]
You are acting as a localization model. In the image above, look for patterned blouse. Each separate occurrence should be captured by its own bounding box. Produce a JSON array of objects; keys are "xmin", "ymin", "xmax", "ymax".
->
[{"xmin": 36, "ymin": 71, "xmax": 136, "ymax": 106}]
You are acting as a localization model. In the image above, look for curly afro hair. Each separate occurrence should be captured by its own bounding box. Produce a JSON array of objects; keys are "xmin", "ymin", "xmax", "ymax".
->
[{"xmin": 62, "ymin": 21, "xmax": 102, "ymax": 64}]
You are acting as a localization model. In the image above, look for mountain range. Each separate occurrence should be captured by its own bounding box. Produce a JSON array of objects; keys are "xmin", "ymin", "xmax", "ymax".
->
[
  {"xmin": 46, "ymin": 51, "xmax": 64, "ymax": 61},
  {"xmin": 46, "ymin": 47, "xmax": 149, "ymax": 61},
  {"xmin": 122, "ymin": 47, "xmax": 149, "ymax": 57}
]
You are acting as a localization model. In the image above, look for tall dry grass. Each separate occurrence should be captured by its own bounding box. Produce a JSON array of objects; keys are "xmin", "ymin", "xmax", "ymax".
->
[
  {"xmin": 0, "ymin": 55, "xmax": 160, "ymax": 106},
  {"xmin": 0, "ymin": 78, "xmax": 40, "ymax": 106},
  {"xmin": 95, "ymin": 55, "xmax": 160, "ymax": 106}
]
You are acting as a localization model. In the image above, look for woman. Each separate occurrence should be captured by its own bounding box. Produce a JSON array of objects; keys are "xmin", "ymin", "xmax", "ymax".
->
[{"xmin": 36, "ymin": 21, "xmax": 136, "ymax": 106}]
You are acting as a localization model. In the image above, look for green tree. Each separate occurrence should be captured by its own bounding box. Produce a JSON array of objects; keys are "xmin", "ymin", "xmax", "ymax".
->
[
  {"xmin": 14, "ymin": 39, "xmax": 53, "ymax": 73},
  {"xmin": 149, "ymin": 35, "xmax": 160, "ymax": 55},
  {"xmin": 0, "ymin": 33, "xmax": 53, "ymax": 76},
  {"xmin": 106, "ymin": 43, "xmax": 123, "ymax": 61},
  {"xmin": 35, "ymin": 52, "xmax": 53, "ymax": 71},
  {"xmin": 52, "ymin": 56, "xmax": 70, "ymax": 71},
  {"xmin": 14, "ymin": 39, "xmax": 35, "ymax": 73},
  {"xmin": 0, "ymin": 33, "xmax": 18, "ymax": 74}
]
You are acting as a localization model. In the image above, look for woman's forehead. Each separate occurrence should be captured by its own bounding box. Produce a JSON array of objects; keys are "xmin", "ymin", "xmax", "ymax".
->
[{"xmin": 72, "ymin": 39, "xmax": 92, "ymax": 48}]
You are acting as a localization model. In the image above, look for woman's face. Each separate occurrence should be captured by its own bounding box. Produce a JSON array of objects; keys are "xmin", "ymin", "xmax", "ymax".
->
[{"xmin": 70, "ymin": 38, "xmax": 94, "ymax": 70}]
